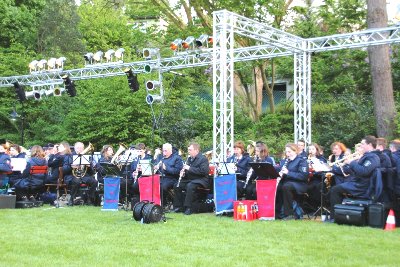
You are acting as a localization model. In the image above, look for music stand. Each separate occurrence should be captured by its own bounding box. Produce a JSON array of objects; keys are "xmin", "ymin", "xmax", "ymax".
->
[
  {"xmin": 249, "ymin": 162, "xmax": 279, "ymax": 179},
  {"xmin": 99, "ymin": 162, "xmax": 121, "ymax": 177},
  {"xmin": 217, "ymin": 162, "xmax": 236, "ymax": 175}
]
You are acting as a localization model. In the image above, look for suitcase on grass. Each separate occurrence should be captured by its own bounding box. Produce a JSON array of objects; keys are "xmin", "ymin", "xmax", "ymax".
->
[
  {"xmin": 15, "ymin": 201, "xmax": 35, "ymax": 209},
  {"xmin": 368, "ymin": 203, "xmax": 389, "ymax": 229},
  {"xmin": 334, "ymin": 204, "xmax": 367, "ymax": 226}
]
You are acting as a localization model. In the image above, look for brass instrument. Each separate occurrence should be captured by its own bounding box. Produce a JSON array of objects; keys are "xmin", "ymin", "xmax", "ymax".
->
[
  {"xmin": 72, "ymin": 142, "xmax": 94, "ymax": 178},
  {"xmin": 328, "ymin": 152, "xmax": 361, "ymax": 167},
  {"xmin": 111, "ymin": 143, "xmax": 127, "ymax": 168},
  {"xmin": 324, "ymin": 172, "xmax": 333, "ymax": 190}
]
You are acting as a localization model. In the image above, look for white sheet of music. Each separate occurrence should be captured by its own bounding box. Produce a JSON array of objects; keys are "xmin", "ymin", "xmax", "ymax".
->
[
  {"xmin": 218, "ymin": 162, "xmax": 236, "ymax": 175},
  {"xmin": 139, "ymin": 159, "xmax": 153, "ymax": 176},
  {"xmin": 310, "ymin": 157, "xmax": 331, "ymax": 172},
  {"xmin": 11, "ymin": 158, "xmax": 27, "ymax": 172}
]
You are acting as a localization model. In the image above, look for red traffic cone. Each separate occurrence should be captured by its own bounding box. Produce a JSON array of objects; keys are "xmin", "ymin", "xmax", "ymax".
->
[{"xmin": 384, "ymin": 209, "xmax": 396, "ymax": 231}]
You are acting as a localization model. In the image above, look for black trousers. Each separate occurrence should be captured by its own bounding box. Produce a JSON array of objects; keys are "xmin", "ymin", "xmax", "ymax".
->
[
  {"xmin": 173, "ymin": 179, "xmax": 206, "ymax": 209},
  {"xmin": 119, "ymin": 179, "xmax": 139, "ymax": 201},
  {"xmin": 329, "ymin": 184, "xmax": 348, "ymax": 217},
  {"xmin": 160, "ymin": 177, "xmax": 177, "ymax": 205},
  {"xmin": 69, "ymin": 176, "xmax": 98, "ymax": 201}
]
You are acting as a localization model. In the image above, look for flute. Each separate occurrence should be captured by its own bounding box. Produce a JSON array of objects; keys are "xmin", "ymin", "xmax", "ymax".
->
[{"xmin": 177, "ymin": 156, "xmax": 190, "ymax": 187}]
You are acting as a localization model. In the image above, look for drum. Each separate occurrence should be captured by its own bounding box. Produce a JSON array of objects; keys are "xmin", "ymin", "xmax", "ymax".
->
[{"xmin": 133, "ymin": 201, "xmax": 148, "ymax": 221}]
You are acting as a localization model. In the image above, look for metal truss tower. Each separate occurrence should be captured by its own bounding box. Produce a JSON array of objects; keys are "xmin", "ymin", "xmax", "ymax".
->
[{"xmin": 1, "ymin": 10, "xmax": 400, "ymax": 162}]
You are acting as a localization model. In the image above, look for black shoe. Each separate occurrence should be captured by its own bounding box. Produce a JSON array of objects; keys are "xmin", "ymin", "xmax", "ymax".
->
[
  {"xmin": 173, "ymin": 207, "xmax": 183, "ymax": 213},
  {"xmin": 67, "ymin": 199, "xmax": 74, "ymax": 206},
  {"xmin": 29, "ymin": 196, "xmax": 36, "ymax": 202},
  {"xmin": 184, "ymin": 208, "xmax": 192, "ymax": 215},
  {"xmin": 283, "ymin": 215, "xmax": 295, "ymax": 221}
]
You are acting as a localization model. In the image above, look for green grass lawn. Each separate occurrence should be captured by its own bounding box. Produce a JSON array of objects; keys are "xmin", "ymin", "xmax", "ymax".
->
[{"xmin": 0, "ymin": 206, "xmax": 399, "ymax": 267}]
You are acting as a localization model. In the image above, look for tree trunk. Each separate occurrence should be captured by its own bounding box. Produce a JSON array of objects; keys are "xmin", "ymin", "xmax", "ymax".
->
[{"xmin": 367, "ymin": 0, "xmax": 396, "ymax": 138}]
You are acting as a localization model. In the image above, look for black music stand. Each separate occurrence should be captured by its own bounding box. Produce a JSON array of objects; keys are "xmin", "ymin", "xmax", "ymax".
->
[
  {"xmin": 99, "ymin": 162, "xmax": 122, "ymax": 177},
  {"xmin": 120, "ymin": 153, "xmax": 134, "ymax": 211},
  {"xmin": 249, "ymin": 162, "xmax": 279, "ymax": 179}
]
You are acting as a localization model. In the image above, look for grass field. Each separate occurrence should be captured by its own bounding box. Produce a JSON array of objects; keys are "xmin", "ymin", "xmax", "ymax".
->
[{"xmin": 0, "ymin": 205, "xmax": 399, "ymax": 267}]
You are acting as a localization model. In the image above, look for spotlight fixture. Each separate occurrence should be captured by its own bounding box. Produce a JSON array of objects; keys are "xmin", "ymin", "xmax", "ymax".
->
[
  {"xmin": 29, "ymin": 60, "xmax": 39, "ymax": 72},
  {"xmin": 10, "ymin": 105, "xmax": 19, "ymax": 121},
  {"xmin": 93, "ymin": 51, "xmax": 104, "ymax": 63},
  {"xmin": 84, "ymin": 53, "xmax": 94, "ymax": 64},
  {"xmin": 170, "ymin": 38, "xmax": 183, "ymax": 51},
  {"xmin": 56, "ymin": 57, "xmax": 66, "ymax": 69},
  {"xmin": 124, "ymin": 68, "xmax": 139, "ymax": 93},
  {"xmin": 47, "ymin": 58, "xmax": 57, "ymax": 69},
  {"xmin": 37, "ymin": 59, "xmax": 47, "ymax": 70},
  {"xmin": 62, "ymin": 74, "xmax": 77, "ymax": 97},
  {"xmin": 144, "ymin": 64, "xmax": 155, "ymax": 73},
  {"xmin": 13, "ymin": 82, "xmax": 26, "ymax": 102},
  {"xmin": 53, "ymin": 87, "xmax": 65, "ymax": 96},
  {"xmin": 104, "ymin": 49, "xmax": 115, "ymax": 62},
  {"xmin": 145, "ymin": 94, "xmax": 163, "ymax": 105},
  {"xmin": 182, "ymin": 36, "xmax": 195, "ymax": 49},
  {"xmin": 143, "ymin": 48, "xmax": 159, "ymax": 59},
  {"xmin": 195, "ymin": 34, "xmax": 212, "ymax": 48},
  {"xmin": 25, "ymin": 91, "xmax": 35, "ymax": 99},
  {"xmin": 115, "ymin": 48, "xmax": 125, "ymax": 60},
  {"xmin": 145, "ymin": 81, "xmax": 160, "ymax": 91},
  {"xmin": 33, "ymin": 89, "xmax": 46, "ymax": 100}
]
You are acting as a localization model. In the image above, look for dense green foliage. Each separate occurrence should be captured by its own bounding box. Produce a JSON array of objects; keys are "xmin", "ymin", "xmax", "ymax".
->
[
  {"xmin": 0, "ymin": 206, "xmax": 399, "ymax": 266},
  {"xmin": 0, "ymin": 0, "xmax": 399, "ymax": 154}
]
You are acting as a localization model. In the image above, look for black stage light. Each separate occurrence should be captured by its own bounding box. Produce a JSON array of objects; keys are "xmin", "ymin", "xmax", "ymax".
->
[
  {"xmin": 124, "ymin": 68, "xmax": 139, "ymax": 93},
  {"xmin": 62, "ymin": 74, "xmax": 76, "ymax": 97},
  {"xmin": 13, "ymin": 82, "xmax": 26, "ymax": 102}
]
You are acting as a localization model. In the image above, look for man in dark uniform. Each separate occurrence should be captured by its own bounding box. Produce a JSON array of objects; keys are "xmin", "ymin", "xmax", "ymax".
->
[
  {"xmin": 297, "ymin": 139, "xmax": 307, "ymax": 159},
  {"xmin": 329, "ymin": 136, "xmax": 381, "ymax": 221},
  {"xmin": 389, "ymin": 139, "xmax": 400, "ymax": 226},
  {"xmin": 173, "ymin": 143, "xmax": 209, "ymax": 215},
  {"xmin": 155, "ymin": 143, "xmax": 183, "ymax": 206}
]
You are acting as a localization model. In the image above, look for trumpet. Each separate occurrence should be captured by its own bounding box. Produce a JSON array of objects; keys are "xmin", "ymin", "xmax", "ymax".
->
[{"xmin": 328, "ymin": 152, "xmax": 361, "ymax": 167}]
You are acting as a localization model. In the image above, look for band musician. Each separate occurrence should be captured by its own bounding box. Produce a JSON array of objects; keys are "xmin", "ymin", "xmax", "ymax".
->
[
  {"xmin": 154, "ymin": 143, "xmax": 183, "ymax": 206},
  {"xmin": 227, "ymin": 141, "xmax": 251, "ymax": 197},
  {"xmin": 63, "ymin": 142, "xmax": 98, "ymax": 206},
  {"xmin": 329, "ymin": 136, "xmax": 381, "ymax": 222},
  {"xmin": 173, "ymin": 143, "xmax": 209, "ymax": 215}
]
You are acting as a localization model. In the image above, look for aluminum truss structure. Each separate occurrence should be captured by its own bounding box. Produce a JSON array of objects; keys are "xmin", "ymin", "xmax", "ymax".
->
[{"xmin": 1, "ymin": 10, "xmax": 400, "ymax": 162}]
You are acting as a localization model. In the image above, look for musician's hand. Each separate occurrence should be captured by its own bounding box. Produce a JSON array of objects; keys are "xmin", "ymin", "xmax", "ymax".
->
[
  {"xmin": 281, "ymin": 167, "xmax": 288, "ymax": 175},
  {"xmin": 183, "ymin": 164, "xmax": 190, "ymax": 171},
  {"xmin": 71, "ymin": 165, "xmax": 79, "ymax": 169}
]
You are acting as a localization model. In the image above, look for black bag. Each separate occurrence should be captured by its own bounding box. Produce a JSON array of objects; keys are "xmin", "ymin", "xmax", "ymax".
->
[
  {"xmin": 342, "ymin": 198, "xmax": 372, "ymax": 207},
  {"xmin": 368, "ymin": 203, "xmax": 389, "ymax": 229},
  {"xmin": 334, "ymin": 204, "xmax": 367, "ymax": 226},
  {"xmin": 15, "ymin": 201, "xmax": 35, "ymax": 209}
]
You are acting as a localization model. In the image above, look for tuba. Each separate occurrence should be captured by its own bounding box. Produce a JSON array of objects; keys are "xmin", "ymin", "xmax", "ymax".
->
[
  {"xmin": 72, "ymin": 143, "xmax": 94, "ymax": 178},
  {"xmin": 111, "ymin": 143, "xmax": 127, "ymax": 169}
]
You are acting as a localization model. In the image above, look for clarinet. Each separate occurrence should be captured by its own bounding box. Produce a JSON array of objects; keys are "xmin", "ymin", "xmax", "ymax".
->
[
  {"xmin": 244, "ymin": 156, "xmax": 258, "ymax": 189},
  {"xmin": 177, "ymin": 156, "xmax": 190, "ymax": 187},
  {"xmin": 279, "ymin": 157, "xmax": 289, "ymax": 178}
]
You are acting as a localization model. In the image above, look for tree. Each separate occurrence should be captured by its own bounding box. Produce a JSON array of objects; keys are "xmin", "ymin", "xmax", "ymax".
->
[{"xmin": 367, "ymin": 0, "xmax": 396, "ymax": 138}]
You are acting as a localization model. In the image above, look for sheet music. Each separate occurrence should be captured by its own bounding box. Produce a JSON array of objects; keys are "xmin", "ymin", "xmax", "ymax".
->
[
  {"xmin": 310, "ymin": 157, "xmax": 331, "ymax": 172},
  {"xmin": 11, "ymin": 158, "xmax": 27, "ymax": 172},
  {"xmin": 139, "ymin": 159, "xmax": 153, "ymax": 176},
  {"xmin": 72, "ymin": 155, "xmax": 91, "ymax": 165},
  {"xmin": 218, "ymin": 162, "xmax": 236, "ymax": 175}
]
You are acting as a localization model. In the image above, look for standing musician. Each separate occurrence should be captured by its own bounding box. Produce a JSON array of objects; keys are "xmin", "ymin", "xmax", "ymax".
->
[
  {"xmin": 127, "ymin": 143, "xmax": 152, "ymax": 204},
  {"xmin": 0, "ymin": 142, "xmax": 12, "ymax": 192},
  {"xmin": 329, "ymin": 136, "xmax": 381, "ymax": 222},
  {"xmin": 227, "ymin": 141, "xmax": 252, "ymax": 197},
  {"xmin": 306, "ymin": 143, "xmax": 328, "ymax": 207},
  {"xmin": 328, "ymin": 142, "xmax": 347, "ymax": 186},
  {"xmin": 173, "ymin": 143, "xmax": 209, "ymax": 215},
  {"xmin": 8, "ymin": 144, "xmax": 26, "ymax": 187},
  {"xmin": 155, "ymin": 143, "xmax": 183, "ymax": 206},
  {"xmin": 245, "ymin": 142, "xmax": 274, "ymax": 200},
  {"xmin": 15, "ymin": 145, "xmax": 47, "ymax": 201},
  {"xmin": 63, "ymin": 142, "xmax": 98, "ymax": 206},
  {"xmin": 276, "ymin": 143, "xmax": 309, "ymax": 220}
]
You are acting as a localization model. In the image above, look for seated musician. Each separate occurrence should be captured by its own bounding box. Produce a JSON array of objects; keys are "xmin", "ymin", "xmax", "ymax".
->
[
  {"xmin": 276, "ymin": 143, "xmax": 309, "ymax": 220},
  {"xmin": 329, "ymin": 136, "xmax": 381, "ymax": 222},
  {"xmin": 46, "ymin": 144, "xmax": 65, "ymax": 184},
  {"xmin": 96, "ymin": 145, "xmax": 114, "ymax": 183},
  {"xmin": 15, "ymin": 145, "xmax": 47, "ymax": 200},
  {"xmin": 245, "ymin": 142, "xmax": 274, "ymax": 200},
  {"xmin": 227, "ymin": 141, "xmax": 251, "ymax": 197},
  {"xmin": 126, "ymin": 143, "xmax": 152, "ymax": 204},
  {"xmin": 370, "ymin": 138, "xmax": 392, "ymax": 202},
  {"xmin": 307, "ymin": 143, "xmax": 328, "ymax": 207},
  {"xmin": 173, "ymin": 143, "xmax": 209, "ymax": 215},
  {"xmin": 0, "ymin": 143, "xmax": 12, "ymax": 192},
  {"xmin": 155, "ymin": 143, "xmax": 183, "ymax": 206},
  {"xmin": 389, "ymin": 140, "xmax": 400, "ymax": 214},
  {"xmin": 297, "ymin": 139, "xmax": 307, "ymax": 159},
  {"xmin": 328, "ymin": 142, "xmax": 347, "ymax": 186},
  {"xmin": 8, "ymin": 144, "xmax": 26, "ymax": 187},
  {"xmin": 63, "ymin": 142, "xmax": 98, "ymax": 206}
]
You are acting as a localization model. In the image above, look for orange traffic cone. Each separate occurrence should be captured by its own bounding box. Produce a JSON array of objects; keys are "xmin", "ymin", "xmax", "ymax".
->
[{"xmin": 384, "ymin": 209, "xmax": 396, "ymax": 231}]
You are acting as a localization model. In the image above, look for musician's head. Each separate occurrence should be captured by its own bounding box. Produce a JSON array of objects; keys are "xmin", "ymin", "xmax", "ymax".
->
[
  {"xmin": 30, "ymin": 145, "xmax": 45, "ymax": 159},
  {"xmin": 389, "ymin": 139, "xmax": 400, "ymax": 152},
  {"xmin": 162, "ymin": 143, "xmax": 173, "ymax": 157},
  {"xmin": 255, "ymin": 143, "xmax": 269, "ymax": 159},
  {"xmin": 74, "ymin": 142, "xmax": 85, "ymax": 154},
  {"xmin": 308, "ymin": 143, "xmax": 322, "ymax": 157},
  {"xmin": 361, "ymin": 135, "xmax": 376, "ymax": 153},
  {"xmin": 101, "ymin": 145, "xmax": 114, "ymax": 159},
  {"xmin": 233, "ymin": 141, "xmax": 245, "ymax": 156},
  {"xmin": 330, "ymin": 142, "xmax": 347, "ymax": 156},
  {"xmin": 59, "ymin": 142, "xmax": 71, "ymax": 155},
  {"xmin": 188, "ymin": 142, "xmax": 201, "ymax": 158},
  {"xmin": 297, "ymin": 139, "xmax": 306, "ymax": 152},
  {"xmin": 376, "ymin": 137, "xmax": 387, "ymax": 151},
  {"xmin": 285, "ymin": 143, "xmax": 298, "ymax": 160},
  {"xmin": 9, "ymin": 144, "xmax": 21, "ymax": 156},
  {"xmin": 136, "ymin": 143, "xmax": 146, "ymax": 157}
]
